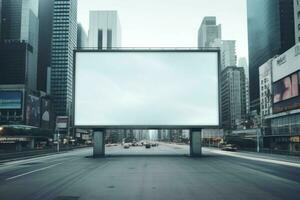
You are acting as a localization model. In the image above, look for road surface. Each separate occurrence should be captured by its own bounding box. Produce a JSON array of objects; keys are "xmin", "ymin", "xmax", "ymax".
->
[{"xmin": 0, "ymin": 143, "xmax": 300, "ymax": 200}]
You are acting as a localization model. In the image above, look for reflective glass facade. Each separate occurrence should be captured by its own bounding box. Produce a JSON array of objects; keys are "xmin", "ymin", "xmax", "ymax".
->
[
  {"xmin": 271, "ymin": 114, "xmax": 300, "ymax": 136},
  {"xmin": 37, "ymin": 0, "xmax": 54, "ymax": 92},
  {"xmin": 247, "ymin": 0, "xmax": 295, "ymax": 112}
]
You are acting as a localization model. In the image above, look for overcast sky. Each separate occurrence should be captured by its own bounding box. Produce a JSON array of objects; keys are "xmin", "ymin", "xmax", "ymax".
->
[{"xmin": 77, "ymin": 0, "xmax": 248, "ymax": 61}]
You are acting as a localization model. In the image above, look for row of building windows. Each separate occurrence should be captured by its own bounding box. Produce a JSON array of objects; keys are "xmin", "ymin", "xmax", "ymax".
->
[
  {"xmin": 53, "ymin": 22, "xmax": 69, "ymax": 26},
  {"xmin": 54, "ymin": 1, "xmax": 70, "ymax": 5},
  {"xmin": 271, "ymin": 114, "xmax": 300, "ymax": 136}
]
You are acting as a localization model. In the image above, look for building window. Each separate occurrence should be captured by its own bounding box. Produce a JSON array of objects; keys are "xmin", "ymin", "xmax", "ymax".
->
[
  {"xmin": 98, "ymin": 29, "xmax": 103, "ymax": 49},
  {"xmin": 107, "ymin": 29, "xmax": 112, "ymax": 49}
]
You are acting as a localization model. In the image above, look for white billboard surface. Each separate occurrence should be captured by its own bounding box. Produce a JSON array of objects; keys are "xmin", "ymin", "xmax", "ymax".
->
[{"xmin": 74, "ymin": 51, "xmax": 219, "ymax": 127}]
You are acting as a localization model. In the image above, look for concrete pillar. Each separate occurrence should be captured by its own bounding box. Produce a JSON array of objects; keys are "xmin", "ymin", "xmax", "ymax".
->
[
  {"xmin": 190, "ymin": 129, "xmax": 202, "ymax": 157},
  {"xmin": 93, "ymin": 129, "xmax": 105, "ymax": 157}
]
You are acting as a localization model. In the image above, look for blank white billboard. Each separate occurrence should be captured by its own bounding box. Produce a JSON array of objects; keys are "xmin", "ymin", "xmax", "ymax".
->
[{"xmin": 74, "ymin": 51, "xmax": 219, "ymax": 127}]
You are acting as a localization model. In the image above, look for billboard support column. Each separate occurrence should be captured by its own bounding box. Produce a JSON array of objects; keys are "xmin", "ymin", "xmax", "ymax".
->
[
  {"xmin": 93, "ymin": 129, "xmax": 105, "ymax": 157},
  {"xmin": 190, "ymin": 129, "xmax": 202, "ymax": 157}
]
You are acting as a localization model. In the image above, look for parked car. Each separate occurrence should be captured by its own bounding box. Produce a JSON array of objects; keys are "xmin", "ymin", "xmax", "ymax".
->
[
  {"xmin": 221, "ymin": 144, "xmax": 237, "ymax": 151},
  {"xmin": 145, "ymin": 143, "xmax": 151, "ymax": 148},
  {"xmin": 132, "ymin": 142, "xmax": 138, "ymax": 146},
  {"xmin": 123, "ymin": 143, "xmax": 130, "ymax": 149},
  {"xmin": 151, "ymin": 143, "xmax": 159, "ymax": 147}
]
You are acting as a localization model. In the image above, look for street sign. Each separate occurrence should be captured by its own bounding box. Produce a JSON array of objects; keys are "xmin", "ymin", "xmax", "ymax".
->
[{"xmin": 56, "ymin": 116, "xmax": 68, "ymax": 129}]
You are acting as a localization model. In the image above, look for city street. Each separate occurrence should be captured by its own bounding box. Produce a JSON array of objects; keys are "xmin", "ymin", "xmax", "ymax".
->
[
  {"xmin": 0, "ymin": 143, "xmax": 300, "ymax": 200},
  {"xmin": 106, "ymin": 142, "xmax": 189, "ymax": 156}
]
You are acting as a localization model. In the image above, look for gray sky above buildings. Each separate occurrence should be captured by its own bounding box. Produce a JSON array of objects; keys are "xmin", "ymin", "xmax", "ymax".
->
[{"xmin": 77, "ymin": 0, "xmax": 248, "ymax": 60}]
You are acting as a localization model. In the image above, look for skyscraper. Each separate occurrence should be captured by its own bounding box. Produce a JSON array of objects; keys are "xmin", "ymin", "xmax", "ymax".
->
[
  {"xmin": 222, "ymin": 40, "xmax": 237, "ymax": 68},
  {"xmin": 211, "ymin": 39, "xmax": 237, "ymax": 71},
  {"xmin": 238, "ymin": 57, "xmax": 250, "ymax": 114},
  {"xmin": 0, "ymin": 0, "xmax": 39, "ymax": 90},
  {"xmin": 247, "ymin": 0, "xmax": 295, "ymax": 112},
  {"xmin": 88, "ymin": 10, "xmax": 121, "ymax": 49},
  {"xmin": 77, "ymin": 23, "xmax": 88, "ymax": 48},
  {"xmin": 0, "ymin": 0, "xmax": 40, "ymax": 125},
  {"xmin": 198, "ymin": 16, "xmax": 221, "ymax": 48},
  {"xmin": 37, "ymin": 0, "xmax": 54, "ymax": 92},
  {"xmin": 295, "ymin": 0, "xmax": 300, "ymax": 43},
  {"xmin": 221, "ymin": 67, "xmax": 246, "ymax": 130},
  {"xmin": 50, "ymin": 0, "xmax": 77, "ymax": 116}
]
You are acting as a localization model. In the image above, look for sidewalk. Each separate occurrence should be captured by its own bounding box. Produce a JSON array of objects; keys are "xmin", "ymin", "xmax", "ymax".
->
[
  {"xmin": 0, "ymin": 145, "xmax": 91, "ymax": 163},
  {"xmin": 204, "ymin": 147, "xmax": 300, "ymax": 165}
]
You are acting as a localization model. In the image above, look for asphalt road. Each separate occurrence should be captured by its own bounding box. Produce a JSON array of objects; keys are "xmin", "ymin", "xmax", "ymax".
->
[{"xmin": 0, "ymin": 144, "xmax": 300, "ymax": 200}]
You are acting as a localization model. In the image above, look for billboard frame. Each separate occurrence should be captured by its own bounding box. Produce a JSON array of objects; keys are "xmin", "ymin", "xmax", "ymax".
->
[
  {"xmin": 73, "ymin": 48, "xmax": 221, "ymax": 129},
  {"xmin": 0, "ymin": 90, "xmax": 23, "ymax": 110},
  {"xmin": 273, "ymin": 70, "xmax": 300, "ymax": 114}
]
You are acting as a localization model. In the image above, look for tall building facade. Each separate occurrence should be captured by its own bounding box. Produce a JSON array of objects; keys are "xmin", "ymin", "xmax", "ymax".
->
[
  {"xmin": 77, "ymin": 23, "xmax": 88, "ymax": 48},
  {"xmin": 295, "ymin": 0, "xmax": 300, "ymax": 43},
  {"xmin": 221, "ymin": 67, "xmax": 246, "ymax": 130},
  {"xmin": 259, "ymin": 59, "xmax": 273, "ymax": 118},
  {"xmin": 262, "ymin": 44, "xmax": 300, "ymax": 153},
  {"xmin": 0, "ymin": 0, "xmax": 52, "ymax": 127},
  {"xmin": 198, "ymin": 16, "xmax": 221, "ymax": 48},
  {"xmin": 37, "ymin": 0, "xmax": 54, "ymax": 92},
  {"xmin": 88, "ymin": 10, "xmax": 121, "ymax": 49},
  {"xmin": 50, "ymin": 0, "xmax": 77, "ymax": 116},
  {"xmin": 238, "ymin": 57, "xmax": 250, "ymax": 114},
  {"xmin": 0, "ymin": 0, "xmax": 39, "ymax": 90},
  {"xmin": 211, "ymin": 39, "xmax": 237, "ymax": 71},
  {"xmin": 198, "ymin": 17, "xmax": 236, "ymax": 71},
  {"xmin": 222, "ymin": 40, "xmax": 237, "ymax": 68},
  {"xmin": 247, "ymin": 0, "xmax": 295, "ymax": 112}
]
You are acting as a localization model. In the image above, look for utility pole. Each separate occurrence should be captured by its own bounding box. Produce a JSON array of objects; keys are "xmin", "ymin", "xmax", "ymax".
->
[
  {"xmin": 256, "ymin": 130, "xmax": 260, "ymax": 153},
  {"xmin": 57, "ymin": 128, "xmax": 60, "ymax": 152}
]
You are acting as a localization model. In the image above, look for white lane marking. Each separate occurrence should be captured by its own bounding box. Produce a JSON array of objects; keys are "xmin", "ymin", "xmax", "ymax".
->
[
  {"xmin": 206, "ymin": 149, "xmax": 300, "ymax": 168},
  {"xmin": 2, "ymin": 148, "xmax": 92, "ymax": 166},
  {"xmin": 6, "ymin": 162, "xmax": 63, "ymax": 181}
]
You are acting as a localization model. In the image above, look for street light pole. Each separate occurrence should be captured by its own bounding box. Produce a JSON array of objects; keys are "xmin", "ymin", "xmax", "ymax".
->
[
  {"xmin": 257, "ymin": 129, "xmax": 260, "ymax": 153},
  {"xmin": 57, "ymin": 128, "xmax": 60, "ymax": 152}
]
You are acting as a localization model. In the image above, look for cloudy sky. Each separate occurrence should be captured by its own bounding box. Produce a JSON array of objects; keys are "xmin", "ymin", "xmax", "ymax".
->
[
  {"xmin": 75, "ymin": 52, "xmax": 219, "ymax": 126},
  {"xmin": 77, "ymin": 0, "xmax": 248, "ymax": 60}
]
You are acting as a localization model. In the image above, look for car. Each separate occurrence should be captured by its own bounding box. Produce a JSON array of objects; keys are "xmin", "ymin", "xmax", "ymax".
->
[
  {"xmin": 145, "ymin": 143, "xmax": 151, "ymax": 148},
  {"xmin": 132, "ymin": 142, "xmax": 138, "ymax": 146},
  {"xmin": 221, "ymin": 144, "xmax": 237, "ymax": 151},
  {"xmin": 151, "ymin": 143, "xmax": 158, "ymax": 147},
  {"xmin": 123, "ymin": 143, "xmax": 130, "ymax": 149},
  {"xmin": 137, "ymin": 142, "xmax": 143, "ymax": 146}
]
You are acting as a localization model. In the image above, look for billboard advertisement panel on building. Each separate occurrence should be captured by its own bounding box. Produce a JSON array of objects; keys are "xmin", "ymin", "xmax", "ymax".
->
[
  {"xmin": 40, "ymin": 98, "xmax": 51, "ymax": 129},
  {"xmin": 273, "ymin": 71, "xmax": 300, "ymax": 113},
  {"xmin": 56, "ymin": 116, "xmax": 69, "ymax": 129},
  {"xmin": 26, "ymin": 95, "xmax": 40, "ymax": 127},
  {"xmin": 0, "ymin": 91, "xmax": 22, "ymax": 109},
  {"xmin": 74, "ymin": 50, "xmax": 220, "ymax": 128}
]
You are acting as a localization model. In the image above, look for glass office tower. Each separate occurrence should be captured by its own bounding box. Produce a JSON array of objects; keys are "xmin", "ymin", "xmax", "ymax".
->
[
  {"xmin": 247, "ymin": 0, "xmax": 295, "ymax": 112},
  {"xmin": 50, "ymin": 0, "xmax": 77, "ymax": 116}
]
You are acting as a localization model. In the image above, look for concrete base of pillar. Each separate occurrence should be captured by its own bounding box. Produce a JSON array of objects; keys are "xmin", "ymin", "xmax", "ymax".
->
[
  {"xmin": 93, "ymin": 129, "xmax": 105, "ymax": 157},
  {"xmin": 190, "ymin": 129, "xmax": 202, "ymax": 157}
]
